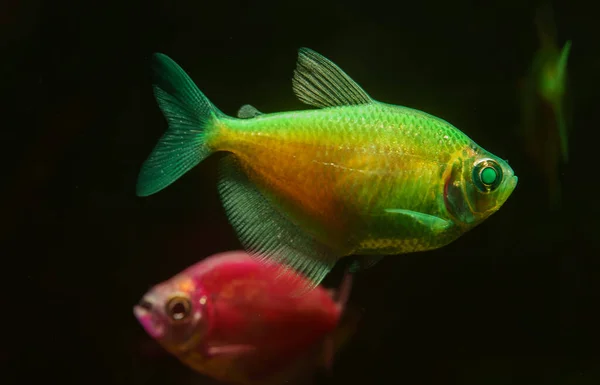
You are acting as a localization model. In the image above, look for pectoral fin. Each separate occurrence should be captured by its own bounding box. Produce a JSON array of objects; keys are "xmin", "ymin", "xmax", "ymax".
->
[
  {"xmin": 384, "ymin": 209, "xmax": 452, "ymax": 233},
  {"xmin": 204, "ymin": 344, "xmax": 257, "ymax": 359}
]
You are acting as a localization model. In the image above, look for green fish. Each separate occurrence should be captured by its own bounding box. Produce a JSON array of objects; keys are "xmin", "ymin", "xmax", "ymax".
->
[
  {"xmin": 532, "ymin": 4, "xmax": 572, "ymax": 163},
  {"xmin": 137, "ymin": 48, "xmax": 518, "ymax": 290},
  {"xmin": 519, "ymin": 4, "xmax": 572, "ymax": 207}
]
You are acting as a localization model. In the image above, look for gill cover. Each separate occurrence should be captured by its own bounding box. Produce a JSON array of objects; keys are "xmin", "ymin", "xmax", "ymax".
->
[{"xmin": 445, "ymin": 152, "xmax": 516, "ymax": 226}]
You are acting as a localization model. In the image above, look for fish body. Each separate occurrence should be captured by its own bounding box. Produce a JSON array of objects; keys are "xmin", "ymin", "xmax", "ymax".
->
[
  {"xmin": 218, "ymin": 103, "xmax": 473, "ymax": 253},
  {"xmin": 133, "ymin": 251, "xmax": 354, "ymax": 385},
  {"xmin": 137, "ymin": 48, "xmax": 518, "ymax": 288}
]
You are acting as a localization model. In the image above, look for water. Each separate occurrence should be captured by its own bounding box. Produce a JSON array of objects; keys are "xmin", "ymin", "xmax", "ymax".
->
[{"xmin": 4, "ymin": 1, "xmax": 599, "ymax": 384}]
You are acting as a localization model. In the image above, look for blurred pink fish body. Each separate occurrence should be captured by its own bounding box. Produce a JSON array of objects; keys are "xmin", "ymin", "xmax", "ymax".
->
[{"xmin": 133, "ymin": 250, "xmax": 354, "ymax": 385}]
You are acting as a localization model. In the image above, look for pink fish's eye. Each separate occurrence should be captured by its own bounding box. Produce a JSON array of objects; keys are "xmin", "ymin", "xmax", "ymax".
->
[{"xmin": 166, "ymin": 296, "xmax": 192, "ymax": 321}]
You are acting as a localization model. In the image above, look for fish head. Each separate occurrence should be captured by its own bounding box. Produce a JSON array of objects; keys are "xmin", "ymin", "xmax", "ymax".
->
[
  {"xmin": 444, "ymin": 147, "xmax": 518, "ymax": 226},
  {"xmin": 133, "ymin": 274, "xmax": 212, "ymax": 354}
]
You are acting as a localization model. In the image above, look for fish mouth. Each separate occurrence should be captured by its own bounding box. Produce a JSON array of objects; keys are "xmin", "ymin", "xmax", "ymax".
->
[
  {"xmin": 133, "ymin": 296, "xmax": 165, "ymax": 339},
  {"xmin": 489, "ymin": 174, "xmax": 518, "ymax": 215},
  {"xmin": 479, "ymin": 174, "xmax": 518, "ymax": 218},
  {"xmin": 506, "ymin": 175, "xmax": 518, "ymax": 197}
]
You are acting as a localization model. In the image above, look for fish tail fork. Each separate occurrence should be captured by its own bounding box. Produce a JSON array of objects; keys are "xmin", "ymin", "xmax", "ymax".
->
[{"xmin": 136, "ymin": 53, "xmax": 227, "ymax": 197}]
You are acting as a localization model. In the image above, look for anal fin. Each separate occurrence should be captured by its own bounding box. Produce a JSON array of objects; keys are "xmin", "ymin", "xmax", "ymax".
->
[
  {"xmin": 217, "ymin": 155, "xmax": 338, "ymax": 292},
  {"xmin": 349, "ymin": 255, "xmax": 384, "ymax": 273}
]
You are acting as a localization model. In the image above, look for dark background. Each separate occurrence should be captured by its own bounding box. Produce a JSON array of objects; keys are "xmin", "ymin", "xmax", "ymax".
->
[{"xmin": 3, "ymin": 0, "xmax": 600, "ymax": 384}]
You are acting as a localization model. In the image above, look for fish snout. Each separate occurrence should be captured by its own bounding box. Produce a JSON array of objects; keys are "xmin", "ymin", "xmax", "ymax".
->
[
  {"xmin": 501, "ymin": 160, "xmax": 518, "ymax": 196},
  {"xmin": 497, "ymin": 174, "xmax": 518, "ymax": 207},
  {"xmin": 134, "ymin": 296, "xmax": 165, "ymax": 339}
]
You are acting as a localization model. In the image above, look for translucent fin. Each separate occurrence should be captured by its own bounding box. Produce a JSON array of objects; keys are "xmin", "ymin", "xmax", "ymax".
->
[
  {"xmin": 384, "ymin": 208, "xmax": 452, "ymax": 233},
  {"xmin": 323, "ymin": 271, "xmax": 354, "ymax": 374},
  {"xmin": 349, "ymin": 255, "xmax": 384, "ymax": 273},
  {"xmin": 217, "ymin": 155, "xmax": 337, "ymax": 291},
  {"xmin": 292, "ymin": 47, "xmax": 373, "ymax": 108},
  {"xmin": 556, "ymin": 41, "xmax": 571, "ymax": 163},
  {"xmin": 136, "ymin": 53, "xmax": 224, "ymax": 197},
  {"xmin": 237, "ymin": 104, "xmax": 263, "ymax": 119},
  {"xmin": 204, "ymin": 344, "xmax": 256, "ymax": 359},
  {"xmin": 334, "ymin": 269, "xmax": 352, "ymax": 311},
  {"xmin": 557, "ymin": 41, "xmax": 572, "ymax": 83},
  {"xmin": 322, "ymin": 337, "xmax": 334, "ymax": 375}
]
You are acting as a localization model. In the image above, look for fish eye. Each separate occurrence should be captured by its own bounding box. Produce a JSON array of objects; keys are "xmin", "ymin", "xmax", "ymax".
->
[
  {"xmin": 472, "ymin": 159, "xmax": 503, "ymax": 193},
  {"xmin": 166, "ymin": 296, "xmax": 192, "ymax": 321}
]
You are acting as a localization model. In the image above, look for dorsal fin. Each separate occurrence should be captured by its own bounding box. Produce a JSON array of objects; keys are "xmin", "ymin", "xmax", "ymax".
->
[
  {"xmin": 292, "ymin": 48, "xmax": 373, "ymax": 108},
  {"xmin": 557, "ymin": 40, "xmax": 572, "ymax": 84},
  {"xmin": 237, "ymin": 104, "xmax": 263, "ymax": 119}
]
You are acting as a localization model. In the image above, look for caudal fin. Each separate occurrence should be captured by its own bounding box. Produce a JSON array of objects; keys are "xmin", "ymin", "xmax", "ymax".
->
[
  {"xmin": 556, "ymin": 40, "xmax": 572, "ymax": 164},
  {"xmin": 136, "ymin": 53, "xmax": 225, "ymax": 197}
]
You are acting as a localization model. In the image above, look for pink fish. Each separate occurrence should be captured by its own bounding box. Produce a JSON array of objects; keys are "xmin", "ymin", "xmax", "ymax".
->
[{"xmin": 133, "ymin": 250, "xmax": 356, "ymax": 385}]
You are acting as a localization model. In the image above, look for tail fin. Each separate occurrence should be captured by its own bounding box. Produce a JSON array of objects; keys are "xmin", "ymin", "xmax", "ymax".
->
[
  {"xmin": 555, "ymin": 41, "xmax": 572, "ymax": 163},
  {"xmin": 136, "ymin": 53, "xmax": 225, "ymax": 197}
]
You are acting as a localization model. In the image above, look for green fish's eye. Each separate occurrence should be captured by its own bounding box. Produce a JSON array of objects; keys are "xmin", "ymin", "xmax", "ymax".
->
[
  {"xmin": 473, "ymin": 159, "xmax": 503, "ymax": 193},
  {"xmin": 166, "ymin": 296, "xmax": 192, "ymax": 321},
  {"xmin": 481, "ymin": 167, "xmax": 496, "ymax": 185}
]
